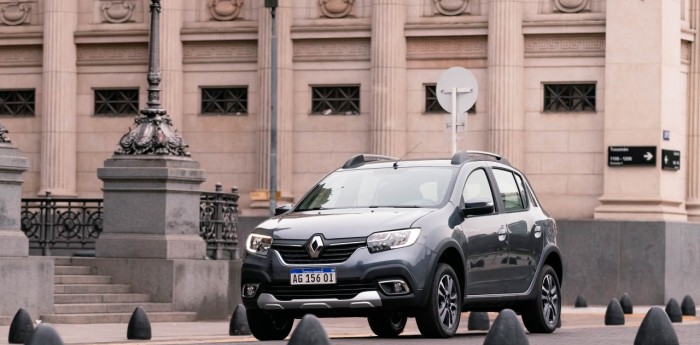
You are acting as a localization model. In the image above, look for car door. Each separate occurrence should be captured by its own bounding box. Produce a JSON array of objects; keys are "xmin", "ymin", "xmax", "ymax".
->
[
  {"xmin": 491, "ymin": 168, "xmax": 542, "ymax": 293},
  {"xmin": 460, "ymin": 168, "xmax": 510, "ymax": 295}
]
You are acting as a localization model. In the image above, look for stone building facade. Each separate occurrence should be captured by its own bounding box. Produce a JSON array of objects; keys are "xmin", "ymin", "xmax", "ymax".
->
[{"xmin": 0, "ymin": 0, "xmax": 698, "ymax": 224}]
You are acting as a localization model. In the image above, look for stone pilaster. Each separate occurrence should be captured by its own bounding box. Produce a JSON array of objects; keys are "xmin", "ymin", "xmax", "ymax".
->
[
  {"xmin": 595, "ymin": 0, "xmax": 685, "ymax": 220},
  {"xmin": 160, "ymin": 0, "xmax": 184, "ymax": 128},
  {"xmin": 39, "ymin": 0, "xmax": 77, "ymax": 196},
  {"xmin": 254, "ymin": 3, "xmax": 294, "ymax": 209},
  {"xmin": 370, "ymin": 0, "xmax": 407, "ymax": 158},
  {"xmin": 687, "ymin": 2, "xmax": 700, "ymax": 221},
  {"xmin": 487, "ymin": 0, "xmax": 525, "ymax": 169}
]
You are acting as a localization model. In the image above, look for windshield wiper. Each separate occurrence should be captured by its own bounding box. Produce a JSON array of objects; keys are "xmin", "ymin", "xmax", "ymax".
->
[{"xmin": 369, "ymin": 205, "xmax": 422, "ymax": 208}]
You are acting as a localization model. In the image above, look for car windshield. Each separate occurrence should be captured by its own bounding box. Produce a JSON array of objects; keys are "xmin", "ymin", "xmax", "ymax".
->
[{"xmin": 296, "ymin": 166, "xmax": 457, "ymax": 210}]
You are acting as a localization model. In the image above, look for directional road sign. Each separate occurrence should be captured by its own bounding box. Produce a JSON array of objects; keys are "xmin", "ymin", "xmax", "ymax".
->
[
  {"xmin": 661, "ymin": 149, "xmax": 680, "ymax": 170},
  {"xmin": 608, "ymin": 146, "xmax": 657, "ymax": 167}
]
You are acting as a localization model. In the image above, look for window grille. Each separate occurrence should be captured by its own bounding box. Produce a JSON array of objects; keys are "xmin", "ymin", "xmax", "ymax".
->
[
  {"xmin": 0, "ymin": 89, "xmax": 35, "ymax": 116},
  {"xmin": 425, "ymin": 85, "xmax": 475, "ymax": 114},
  {"xmin": 543, "ymin": 83, "xmax": 596, "ymax": 112},
  {"xmin": 201, "ymin": 87, "xmax": 248, "ymax": 115},
  {"xmin": 94, "ymin": 89, "xmax": 139, "ymax": 116},
  {"xmin": 311, "ymin": 86, "xmax": 360, "ymax": 115}
]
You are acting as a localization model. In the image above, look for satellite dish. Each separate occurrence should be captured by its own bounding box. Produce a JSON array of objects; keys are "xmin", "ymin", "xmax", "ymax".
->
[{"xmin": 436, "ymin": 67, "xmax": 478, "ymax": 114}]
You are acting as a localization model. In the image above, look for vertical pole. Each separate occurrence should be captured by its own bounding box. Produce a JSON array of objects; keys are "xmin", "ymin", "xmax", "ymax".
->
[
  {"xmin": 451, "ymin": 88, "xmax": 457, "ymax": 155},
  {"xmin": 269, "ymin": 7, "xmax": 278, "ymax": 216}
]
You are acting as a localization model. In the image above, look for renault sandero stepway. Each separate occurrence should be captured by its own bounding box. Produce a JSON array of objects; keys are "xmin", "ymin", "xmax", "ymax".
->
[{"xmin": 241, "ymin": 151, "xmax": 563, "ymax": 340}]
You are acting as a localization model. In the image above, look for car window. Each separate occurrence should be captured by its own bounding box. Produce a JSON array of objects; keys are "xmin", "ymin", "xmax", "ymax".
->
[
  {"xmin": 492, "ymin": 169, "xmax": 526, "ymax": 212},
  {"xmin": 462, "ymin": 169, "xmax": 495, "ymax": 206},
  {"xmin": 513, "ymin": 172, "xmax": 529, "ymax": 209},
  {"xmin": 296, "ymin": 166, "xmax": 457, "ymax": 210}
]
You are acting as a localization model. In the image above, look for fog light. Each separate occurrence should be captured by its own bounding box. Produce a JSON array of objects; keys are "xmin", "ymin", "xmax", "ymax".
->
[
  {"xmin": 378, "ymin": 280, "xmax": 410, "ymax": 296},
  {"xmin": 242, "ymin": 283, "xmax": 259, "ymax": 298}
]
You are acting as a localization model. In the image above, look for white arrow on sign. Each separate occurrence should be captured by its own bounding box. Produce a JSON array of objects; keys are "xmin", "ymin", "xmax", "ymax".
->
[
  {"xmin": 644, "ymin": 152, "xmax": 654, "ymax": 161},
  {"xmin": 664, "ymin": 155, "xmax": 668, "ymax": 164}
]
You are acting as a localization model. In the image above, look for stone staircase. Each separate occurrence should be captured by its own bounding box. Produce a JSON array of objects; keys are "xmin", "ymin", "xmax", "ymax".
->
[{"xmin": 41, "ymin": 257, "xmax": 197, "ymax": 324}]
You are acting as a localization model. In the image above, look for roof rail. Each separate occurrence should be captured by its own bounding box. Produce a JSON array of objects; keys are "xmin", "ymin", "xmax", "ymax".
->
[
  {"xmin": 451, "ymin": 150, "xmax": 508, "ymax": 165},
  {"xmin": 342, "ymin": 154, "xmax": 397, "ymax": 169}
]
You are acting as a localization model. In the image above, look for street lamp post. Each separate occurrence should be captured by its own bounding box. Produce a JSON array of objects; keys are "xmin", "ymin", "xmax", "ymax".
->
[{"xmin": 265, "ymin": 0, "xmax": 278, "ymax": 216}]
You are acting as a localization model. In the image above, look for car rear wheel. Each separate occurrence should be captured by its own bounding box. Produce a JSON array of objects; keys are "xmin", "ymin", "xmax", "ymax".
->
[
  {"xmin": 415, "ymin": 263, "xmax": 462, "ymax": 338},
  {"xmin": 368, "ymin": 311, "xmax": 407, "ymax": 337},
  {"xmin": 247, "ymin": 309, "xmax": 293, "ymax": 341},
  {"xmin": 522, "ymin": 264, "xmax": 560, "ymax": 333}
]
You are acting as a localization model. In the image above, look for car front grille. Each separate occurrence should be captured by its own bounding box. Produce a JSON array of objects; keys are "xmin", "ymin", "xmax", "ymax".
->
[
  {"xmin": 273, "ymin": 241, "xmax": 365, "ymax": 264},
  {"xmin": 261, "ymin": 282, "xmax": 376, "ymax": 301}
]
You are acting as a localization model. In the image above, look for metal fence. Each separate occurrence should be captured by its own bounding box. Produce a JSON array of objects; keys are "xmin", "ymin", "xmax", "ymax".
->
[{"xmin": 20, "ymin": 185, "xmax": 240, "ymax": 259}]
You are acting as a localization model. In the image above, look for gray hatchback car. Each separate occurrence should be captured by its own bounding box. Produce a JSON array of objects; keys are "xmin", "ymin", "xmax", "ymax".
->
[{"xmin": 241, "ymin": 151, "xmax": 563, "ymax": 340}]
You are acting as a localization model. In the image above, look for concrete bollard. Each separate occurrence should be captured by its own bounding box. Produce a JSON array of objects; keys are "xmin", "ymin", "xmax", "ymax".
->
[
  {"xmin": 229, "ymin": 304, "xmax": 251, "ymax": 335},
  {"xmin": 620, "ymin": 293, "xmax": 633, "ymax": 314},
  {"xmin": 681, "ymin": 295, "xmax": 696, "ymax": 316},
  {"xmin": 574, "ymin": 294, "xmax": 588, "ymax": 308},
  {"xmin": 7, "ymin": 308, "xmax": 33, "ymax": 344},
  {"xmin": 287, "ymin": 314, "xmax": 331, "ymax": 345},
  {"xmin": 483, "ymin": 309, "xmax": 529, "ymax": 345},
  {"xmin": 127, "ymin": 306, "xmax": 152, "ymax": 340},
  {"xmin": 604, "ymin": 298, "xmax": 625, "ymax": 326},
  {"xmin": 23, "ymin": 323, "xmax": 63, "ymax": 345},
  {"xmin": 467, "ymin": 311, "xmax": 490, "ymax": 331},
  {"xmin": 633, "ymin": 306, "xmax": 679, "ymax": 345},
  {"xmin": 665, "ymin": 298, "xmax": 682, "ymax": 323}
]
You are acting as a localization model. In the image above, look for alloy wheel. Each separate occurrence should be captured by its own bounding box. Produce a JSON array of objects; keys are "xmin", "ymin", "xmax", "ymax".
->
[
  {"xmin": 437, "ymin": 274, "xmax": 459, "ymax": 329},
  {"xmin": 541, "ymin": 273, "xmax": 559, "ymax": 327}
]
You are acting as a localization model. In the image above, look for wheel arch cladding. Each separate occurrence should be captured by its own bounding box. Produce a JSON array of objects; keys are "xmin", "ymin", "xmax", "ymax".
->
[
  {"xmin": 544, "ymin": 252, "xmax": 563, "ymax": 287},
  {"xmin": 438, "ymin": 247, "xmax": 465, "ymax": 295}
]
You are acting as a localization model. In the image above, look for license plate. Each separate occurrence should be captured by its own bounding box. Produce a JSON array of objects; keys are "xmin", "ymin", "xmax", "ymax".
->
[{"xmin": 290, "ymin": 268, "xmax": 336, "ymax": 285}]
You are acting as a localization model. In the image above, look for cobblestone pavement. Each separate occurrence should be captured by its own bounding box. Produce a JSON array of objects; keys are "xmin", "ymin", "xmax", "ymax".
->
[{"xmin": 0, "ymin": 307, "xmax": 698, "ymax": 345}]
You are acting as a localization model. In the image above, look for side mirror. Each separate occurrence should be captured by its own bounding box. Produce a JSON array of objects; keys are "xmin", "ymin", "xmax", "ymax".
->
[
  {"xmin": 461, "ymin": 198, "xmax": 494, "ymax": 217},
  {"xmin": 274, "ymin": 204, "xmax": 293, "ymax": 216}
]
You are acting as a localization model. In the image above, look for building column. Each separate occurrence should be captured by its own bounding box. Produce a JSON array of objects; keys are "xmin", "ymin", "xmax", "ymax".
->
[
  {"xmin": 594, "ymin": 0, "xmax": 685, "ymax": 220},
  {"xmin": 686, "ymin": 2, "xmax": 700, "ymax": 221},
  {"xmin": 39, "ymin": 0, "xmax": 78, "ymax": 196},
  {"xmin": 160, "ymin": 0, "xmax": 184, "ymax": 128},
  {"xmin": 370, "ymin": 0, "xmax": 407, "ymax": 158},
  {"xmin": 487, "ymin": 0, "xmax": 525, "ymax": 169},
  {"xmin": 253, "ymin": 3, "xmax": 294, "ymax": 211}
]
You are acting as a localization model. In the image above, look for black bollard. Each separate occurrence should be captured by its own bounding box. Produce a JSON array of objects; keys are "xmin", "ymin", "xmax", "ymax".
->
[
  {"xmin": 681, "ymin": 295, "xmax": 696, "ymax": 316},
  {"xmin": 127, "ymin": 306, "xmax": 152, "ymax": 340},
  {"xmin": 229, "ymin": 304, "xmax": 251, "ymax": 335},
  {"xmin": 467, "ymin": 311, "xmax": 490, "ymax": 331},
  {"xmin": 23, "ymin": 323, "xmax": 63, "ymax": 345},
  {"xmin": 288, "ymin": 314, "xmax": 331, "ymax": 345},
  {"xmin": 574, "ymin": 294, "xmax": 588, "ymax": 308},
  {"xmin": 483, "ymin": 309, "xmax": 529, "ymax": 345},
  {"xmin": 633, "ymin": 306, "xmax": 679, "ymax": 345},
  {"xmin": 604, "ymin": 298, "xmax": 625, "ymax": 325},
  {"xmin": 665, "ymin": 298, "xmax": 683, "ymax": 323},
  {"xmin": 620, "ymin": 293, "xmax": 633, "ymax": 314},
  {"xmin": 7, "ymin": 308, "xmax": 33, "ymax": 344}
]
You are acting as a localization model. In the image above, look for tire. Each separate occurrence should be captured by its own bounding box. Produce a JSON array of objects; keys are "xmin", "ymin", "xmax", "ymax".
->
[
  {"xmin": 415, "ymin": 263, "xmax": 462, "ymax": 338},
  {"xmin": 246, "ymin": 309, "xmax": 293, "ymax": 341},
  {"xmin": 368, "ymin": 311, "xmax": 407, "ymax": 338},
  {"xmin": 522, "ymin": 264, "xmax": 561, "ymax": 333}
]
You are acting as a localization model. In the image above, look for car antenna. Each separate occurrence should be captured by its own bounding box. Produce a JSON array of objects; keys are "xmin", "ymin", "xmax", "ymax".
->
[{"xmin": 393, "ymin": 141, "xmax": 423, "ymax": 169}]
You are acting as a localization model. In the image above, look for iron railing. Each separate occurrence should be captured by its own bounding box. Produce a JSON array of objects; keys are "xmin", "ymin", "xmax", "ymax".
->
[{"xmin": 20, "ymin": 185, "xmax": 240, "ymax": 259}]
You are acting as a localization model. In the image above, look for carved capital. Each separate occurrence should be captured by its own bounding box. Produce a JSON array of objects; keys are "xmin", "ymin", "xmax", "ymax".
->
[
  {"xmin": 208, "ymin": 0, "xmax": 243, "ymax": 21},
  {"xmin": 0, "ymin": 2, "xmax": 31, "ymax": 26},
  {"xmin": 554, "ymin": 0, "xmax": 588, "ymax": 13},
  {"xmin": 101, "ymin": 0, "xmax": 135, "ymax": 24},
  {"xmin": 434, "ymin": 0, "xmax": 469, "ymax": 16},
  {"xmin": 319, "ymin": 0, "xmax": 354, "ymax": 19}
]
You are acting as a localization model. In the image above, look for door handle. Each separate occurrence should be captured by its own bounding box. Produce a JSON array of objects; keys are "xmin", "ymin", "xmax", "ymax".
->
[{"xmin": 497, "ymin": 225, "xmax": 507, "ymax": 242}]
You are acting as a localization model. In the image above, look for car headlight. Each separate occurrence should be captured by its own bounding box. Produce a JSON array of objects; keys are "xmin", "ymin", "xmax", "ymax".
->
[
  {"xmin": 367, "ymin": 228, "xmax": 421, "ymax": 253},
  {"xmin": 246, "ymin": 233, "xmax": 272, "ymax": 257}
]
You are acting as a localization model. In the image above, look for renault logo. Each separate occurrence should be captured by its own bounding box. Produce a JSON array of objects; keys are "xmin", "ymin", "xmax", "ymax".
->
[{"xmin": 306, "ymin": 235, "xmax": 325, "ymax": 259}]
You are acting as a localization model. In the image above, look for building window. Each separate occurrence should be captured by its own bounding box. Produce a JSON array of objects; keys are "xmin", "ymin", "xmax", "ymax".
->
[
  {"xmin": 201, "ymin": 87, "xmax": 248, "ymax": 115},
  {"xmin": 311, "ymin": 86, "xmax": 360, "ymax": 115},
  {"xmin": 425, "ymin": 85, "xmax": 475, "ymax": 114},
  {"xmin": 543, "ymin": 83, "xmax": 596, "ymax": 112},
  {"xmin": 0, "ymin": 89, "xmax": 35, "ymax": 116},
  {"xmin": 94, "ymin": 89, "xmax": 139, "ymax": 116}
]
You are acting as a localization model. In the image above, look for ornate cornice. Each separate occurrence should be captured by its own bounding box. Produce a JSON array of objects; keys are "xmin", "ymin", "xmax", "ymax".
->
[
  {"xmin": 524, "ymin": 34, "xmax": 605, "ymax": 57},
  {"xmin": 293, "ymin": 38, "xmax": 369, "ymax": 62},
  {"xmin": 183, "ymin": 40, "xmax": 257, "ymax": 63},
  {"xmin": 407, "ymin": 36, "xmax": 487, "ymax": 60}
]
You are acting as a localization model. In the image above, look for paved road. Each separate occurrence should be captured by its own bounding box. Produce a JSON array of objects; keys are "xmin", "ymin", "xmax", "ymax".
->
[{"xmin": 1, "ymin": 307, "xmax": 698, "ymax": 345}]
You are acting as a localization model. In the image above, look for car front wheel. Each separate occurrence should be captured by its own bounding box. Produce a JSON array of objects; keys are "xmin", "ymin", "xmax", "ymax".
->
[
  {"xmin": 368, "ymin": 311, "xmax": 407, "ymax": 337},
  {"xmin": 522, "ymin": 264, "xmax": 561, "ymax": 333},
  {"xmin": 247, "ymin": 309, "xmax": 293, "ymax": 341},
  {"xmin": 415, "ymin": 263, "xmax": 462, "ymax": 338}
]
